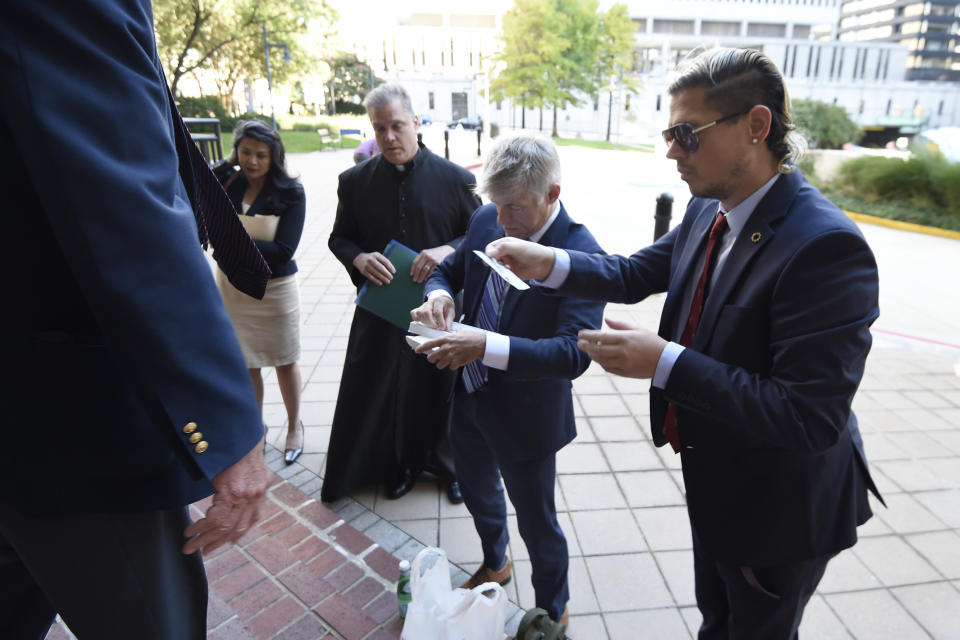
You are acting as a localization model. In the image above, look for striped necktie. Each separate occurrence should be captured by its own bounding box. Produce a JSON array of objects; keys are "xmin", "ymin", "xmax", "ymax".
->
[
  {"xmin": 462, "ymin": 271, "xmax": 509, "ymax": 393},
  {"xmin": 166, "ymin": 84, "xmax": 271, "ymax": 299}
]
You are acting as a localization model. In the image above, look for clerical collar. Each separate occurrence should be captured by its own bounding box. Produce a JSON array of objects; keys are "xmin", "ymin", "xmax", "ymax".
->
[{"xmin": 391, "ymin": 144, "xmax": 425, "ymax": 173}]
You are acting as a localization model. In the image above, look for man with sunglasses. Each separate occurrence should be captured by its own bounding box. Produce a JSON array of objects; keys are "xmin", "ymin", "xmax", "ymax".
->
[{"xmin": 487, "ymin": 47, "xmax": 883, "ymax": 638}]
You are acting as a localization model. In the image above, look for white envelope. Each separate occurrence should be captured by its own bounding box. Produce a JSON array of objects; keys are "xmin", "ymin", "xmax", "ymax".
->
[{"xmin": 473, "ymin": 250, "xmax": 530, "ymax": 290}]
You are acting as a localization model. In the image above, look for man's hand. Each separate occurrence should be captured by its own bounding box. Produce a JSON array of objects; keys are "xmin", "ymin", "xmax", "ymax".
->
[
  {"xmin": 485, "ymin": 238, "xmax": 554, "ymax": 281},
  {"xmin": 182, "ymin": 443, "xmax": 270, "ymax": 555},
  {"xmin": 411, "ymin": 245, "xmax": 455, "ymax": 283},
  {"xmin": 411, "ymin": 295, "xmax": 456, "ymax": 331},
  {"xmin": 353, "ymin": 251, "xmax": 395, "ymax": 286},
  {"xmin": 577, "ymin": 318, "xmax": 667, "ymax": 379},
  {"xmin": 415, "ymin": 330, "xmax": 486, "ymax": 370}
]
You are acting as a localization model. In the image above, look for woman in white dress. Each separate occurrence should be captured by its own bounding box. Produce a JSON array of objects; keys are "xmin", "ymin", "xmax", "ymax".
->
[{"xmin": 212, "ymin": 120, "xmax": 306, "ymax": 464}]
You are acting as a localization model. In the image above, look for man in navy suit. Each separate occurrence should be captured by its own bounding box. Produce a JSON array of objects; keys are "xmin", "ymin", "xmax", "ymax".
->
[
  {"xmin": 0, "ymin": 2, "xmax": 269, "ymax": 637},
  {"xmin": 411, "ymin": 134, "xmax": 605, "ymax": 627},
  {"xmin": 489, "ymin": 49, "xmax": 883, "ymax": 638}
]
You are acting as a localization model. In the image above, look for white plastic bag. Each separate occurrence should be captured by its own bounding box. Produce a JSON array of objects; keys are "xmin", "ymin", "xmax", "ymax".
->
[{"xmin": 401, "ymin": 547, "xmax": 507, "ymax": 640}]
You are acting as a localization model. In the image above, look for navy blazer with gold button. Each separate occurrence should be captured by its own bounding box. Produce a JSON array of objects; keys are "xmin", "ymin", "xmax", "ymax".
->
[
  {"xmin": 0, "ymin": 0, "xmax": 263, "ymax": 513},
  {"xmin": 553, "ymin": 170, "xmax": 882, "ymax": 566}
]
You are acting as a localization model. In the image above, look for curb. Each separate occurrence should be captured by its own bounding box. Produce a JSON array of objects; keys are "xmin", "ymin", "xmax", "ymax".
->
[{"xmin": 844, "ymin": 210, "xmax": 960, "ymax": 241}]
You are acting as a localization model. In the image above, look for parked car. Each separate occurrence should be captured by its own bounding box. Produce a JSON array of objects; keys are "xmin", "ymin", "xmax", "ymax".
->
[
  {"xmin": 418, "ymin": 114, "xmax": 433, "ymax": 126},
  {"xmin": 446, "ymin": 116, "xmax": 482, "ymax": 131}
]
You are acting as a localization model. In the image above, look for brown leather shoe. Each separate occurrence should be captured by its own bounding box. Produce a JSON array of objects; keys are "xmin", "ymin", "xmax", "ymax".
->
[{"xmin": 461, "ymin": 557, "xmax": 512, "ymax": 589}]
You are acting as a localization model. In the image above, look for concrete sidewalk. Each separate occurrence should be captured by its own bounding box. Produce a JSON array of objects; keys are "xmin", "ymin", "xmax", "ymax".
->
[{"xmin": 53, "ymin": 140, "xmax": 960, "ymax": 639}]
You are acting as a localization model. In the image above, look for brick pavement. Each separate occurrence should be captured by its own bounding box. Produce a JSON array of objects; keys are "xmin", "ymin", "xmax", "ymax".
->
[
  {"xmin": 49, "ymin": 141, "xmax": 960, "ymax": 639},
  {"xmin": 51, "ymin": 447, "xmax": 407, "ymax": 640}
]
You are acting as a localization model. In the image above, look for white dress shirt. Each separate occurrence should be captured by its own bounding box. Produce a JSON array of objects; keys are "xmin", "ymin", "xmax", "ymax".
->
[{"xmin": 430, "ymin": 200, "xmax": 562, "ymax": 370}]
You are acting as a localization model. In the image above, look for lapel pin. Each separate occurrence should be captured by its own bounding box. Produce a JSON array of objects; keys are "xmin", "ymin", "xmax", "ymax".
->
[{"xmin": 751, "ymin": 232, "xmax": 762, "ymax": 243}]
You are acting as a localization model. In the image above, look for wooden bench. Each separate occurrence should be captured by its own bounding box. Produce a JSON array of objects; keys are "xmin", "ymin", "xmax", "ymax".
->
[{"xmin": 317, "ymin": 127, "xmax": 335, "ymax": 150}]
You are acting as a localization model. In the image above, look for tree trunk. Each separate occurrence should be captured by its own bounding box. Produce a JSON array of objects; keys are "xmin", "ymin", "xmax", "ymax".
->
[
  {"xmin": 539, "ymin": 107, "xmax": 543, "ymax": 131},
  {"xmin": 551, "ymin": 105, "xmax": 558, "ymax": 138},
  {"xmin": 521, "ymin": 106, "xmax": 525, "ymax": 129},
  {"xmin": 606, "ymin": 89, "xmax": 614, "ymax": 142}
]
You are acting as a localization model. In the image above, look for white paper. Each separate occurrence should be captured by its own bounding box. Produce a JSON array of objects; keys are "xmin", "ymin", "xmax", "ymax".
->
[
  {"xmin": 238, "ymin": 214, "xmax": 279, "ymax": 241},
  {"xmin": 406, "ymin": 320, "xmax": 483, "ymax": 352},
  {"xmin": 472, "ymin": 250, "xmax": 530, "ymax": 290}
]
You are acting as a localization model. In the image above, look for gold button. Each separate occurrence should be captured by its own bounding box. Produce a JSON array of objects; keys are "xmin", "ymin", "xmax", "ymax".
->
[
  {"xmin": 194, "ymin": 441, "xmax": 208, "ymax": 454},
  {"xmin": 182, "ymin": 422, "xmax": 198, "ymax": 434},
  {"xmin": 188, "ymin": 432, "xmax": 203, "ymax": 444}
]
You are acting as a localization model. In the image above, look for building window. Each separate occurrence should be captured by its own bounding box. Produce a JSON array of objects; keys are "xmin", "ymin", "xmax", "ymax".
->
[
  {"xmin": 938, "ymin": 100, "xmax": 944, "ymax": 115},
  {"xmin": 701, "ymin": 21, "xmax": 740, "ymax": 36},
  {"xmin": 653, "ymin": 19, "xmax": 695, "ymax": 34},
  {"xmin": 625, "ymin": 94, "xmax": 631, "ymax": 111},
  {"xmin": 450, "ymin": 14, "xmax": 496, "ymax": 28},
  {"xmin": 429, "ymin": 92, "xmax": 435, "ymax": 109},
  {"xmin": 410, "ymin": 13, "xmax": 443, "ymax": 26},
  {"xmin": 496, "ymin": 100, "xmax": 502, "ymax": 111},
  {"xmin": 747, "ymin": 23, "xmax": 786, "ymax": 38},
  {"xmin": 593, "ymin": 95, "xmax": 599, "ymax": 111},
  {"xmin": 794, "ymin": 24, "xmax": 811, "ymax": 39},
  {"xmin": 656, "ymin": 94, "xmax": 661, "ymax": 111}
]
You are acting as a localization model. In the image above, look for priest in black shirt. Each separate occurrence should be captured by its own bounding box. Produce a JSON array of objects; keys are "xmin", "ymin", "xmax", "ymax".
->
[{"xmin": 324, "ymin": 83, "xmax": 481, "ymax": 503}]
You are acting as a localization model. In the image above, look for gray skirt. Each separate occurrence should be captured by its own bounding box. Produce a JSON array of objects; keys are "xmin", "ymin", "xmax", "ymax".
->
[{"xmin": 216, "ymin": 269, "xmax": 301, "ymax": 368}]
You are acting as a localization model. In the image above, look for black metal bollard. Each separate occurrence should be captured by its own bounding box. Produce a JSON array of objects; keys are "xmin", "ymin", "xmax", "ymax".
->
[
  {"xmin": 444, "ymin": 130, "xmax": 450, "ymax": 160},
  {"xmin": 476, "ymin": 128, "xmax": 482, "ymax": 157},
  {"xmin": 653, "ymin": 192, "xmax": 673, "ymax": 241}
]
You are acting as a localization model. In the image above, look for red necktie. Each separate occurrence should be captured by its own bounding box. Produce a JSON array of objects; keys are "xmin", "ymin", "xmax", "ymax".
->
[
  {"xmin": 166, "ymin": 84, "xmax": 271, "ymax": 299},
  {"xmin": 663, "ymin": 212, "xmax": 728, "ymax": 452}
]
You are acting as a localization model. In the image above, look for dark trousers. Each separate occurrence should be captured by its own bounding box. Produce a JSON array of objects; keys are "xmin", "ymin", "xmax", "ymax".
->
[
  {"xmin": 451, "ymin": 391, "xmax": 569, "ymax": 620},
  {"xmin": 693, "ymin": 528, "xmax": 832, "ymax": 640},
  {"xmin": 0, "ymin": 504, "xmax": 207, "ymax": 640}
]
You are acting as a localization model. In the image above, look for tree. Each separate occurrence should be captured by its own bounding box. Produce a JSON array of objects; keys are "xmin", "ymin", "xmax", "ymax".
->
[
  {"xmin": 327, "ymin": 53, "xmax": 385, "ymax": 114},
  {"xmin": 595, "ymin": 4, "xmax": 639, "ymax": 142},
  {"xmin": 489, "ymin": 0, "xmax": 636, "ymax": 138},
  {"xmin": 488, "ymin": 0, "xmax": 569, "ymax": 132},
  {"xmin": 548, "ymin": 0, "xmax": 601, "ymax": 137},
  {"xmin": 792, "ymin": 99, "xmax": 863, "ymax": 149},
  {"xmin": 154, "ymin": 0, "xmax": 334, "ymax": 106}
]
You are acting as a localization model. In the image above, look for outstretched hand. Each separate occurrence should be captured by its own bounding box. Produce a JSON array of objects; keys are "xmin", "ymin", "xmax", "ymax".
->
[
  {"xmin": 577, "ymin": 317, "xmax": 667, "ymax": 379},
  {"xmin": 183, "ymin": 442, "xmax": 270, "ymax": 555},
  {"xmin": 485, "ymin": 237, "xmax": 554, "ymax": 281}
]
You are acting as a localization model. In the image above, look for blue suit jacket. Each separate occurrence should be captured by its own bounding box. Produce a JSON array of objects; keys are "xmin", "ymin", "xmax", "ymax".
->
[
  {"xmin": 556, "ymin": 171, "xmax": 881, "ymax": 565},
  {"xmin": 0, "ymin": 0, "xmax": 262, "ymax": 513},
  {"xmin": 426, "ymin": 204, "xmax": 606, "ymax": 461}
]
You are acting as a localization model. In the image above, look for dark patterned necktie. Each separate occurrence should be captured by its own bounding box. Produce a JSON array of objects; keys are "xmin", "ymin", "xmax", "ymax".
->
[
  {"xmin": 462, "ymin": 271, "xmax": 509, "ymax": 393},
  {"xmin": 662, "ymin": 211, "xmax": 728, "ymax": 452},
  {"xmin": 166, "ymin": 84, "xmax": 271, "ymax": 299}
]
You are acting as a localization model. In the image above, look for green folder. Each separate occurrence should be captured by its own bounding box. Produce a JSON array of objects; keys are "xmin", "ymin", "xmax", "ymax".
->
[{"xmin": 355, "ymin": 240, "xmax": 425, "ymax": 330}]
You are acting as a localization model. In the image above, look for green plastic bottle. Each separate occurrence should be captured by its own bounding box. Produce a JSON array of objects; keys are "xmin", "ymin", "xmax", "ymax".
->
[{"xmin": 397, "ymin": 559, "xmax": 412, "ymax": 621}]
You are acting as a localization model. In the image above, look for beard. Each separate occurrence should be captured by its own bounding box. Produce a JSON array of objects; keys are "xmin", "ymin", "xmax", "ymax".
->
[{"xmin": 687, "ymin": 158, "xmax": 747, "ymax": 203}]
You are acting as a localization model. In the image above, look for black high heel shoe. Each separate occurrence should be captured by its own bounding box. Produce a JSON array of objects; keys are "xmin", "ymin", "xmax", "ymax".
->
[{"xmin": 284, "ymin": 420, "xmax": 304, "ymax": 465}]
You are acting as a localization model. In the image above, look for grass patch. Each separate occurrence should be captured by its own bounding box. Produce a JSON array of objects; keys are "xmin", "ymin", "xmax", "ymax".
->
[
  {"xmin": 554, "ymin": 137, "xmax": 654, "ymax": 152},
  {"xmin": 221, "ymin": 130, "xmax": 361, "ymax": 156}
]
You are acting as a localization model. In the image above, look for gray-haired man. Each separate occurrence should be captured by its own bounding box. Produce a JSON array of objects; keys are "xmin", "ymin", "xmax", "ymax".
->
[{"xmin": 411, "ymin": 134, "xmax": 606, "ymax": 628}]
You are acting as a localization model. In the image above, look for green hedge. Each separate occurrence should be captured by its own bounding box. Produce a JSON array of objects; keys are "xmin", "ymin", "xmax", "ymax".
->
[{"xmin": 813, "ymin": 151, "xmax": 960, "ymax": 231}]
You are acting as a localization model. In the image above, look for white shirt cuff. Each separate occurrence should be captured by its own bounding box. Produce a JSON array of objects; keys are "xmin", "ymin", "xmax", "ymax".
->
[
  {"xmin": 652, "ymin": 341, "xmax": 685, "ymax": 389},
  {"xmin": 534, "ymin": 248, "xmax": 570, "ymax": 289},
  {"xmin": 482, "ymin": 332, "xmax": 510, "ymax": 370},
  {"xmin": 427, "ymin": 289, "xmax": 453, "ymax": 301}
]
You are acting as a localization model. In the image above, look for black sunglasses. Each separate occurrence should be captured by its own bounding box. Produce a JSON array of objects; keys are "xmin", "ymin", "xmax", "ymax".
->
[{"xmin": 662, "ymin": 109, "xmax": 749, "ymax": 153}]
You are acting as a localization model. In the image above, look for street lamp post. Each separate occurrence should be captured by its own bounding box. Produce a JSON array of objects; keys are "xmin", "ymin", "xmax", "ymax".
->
[{"xmin": 262, "ymin": 22, "xmax": 291, "ymax": 131}]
